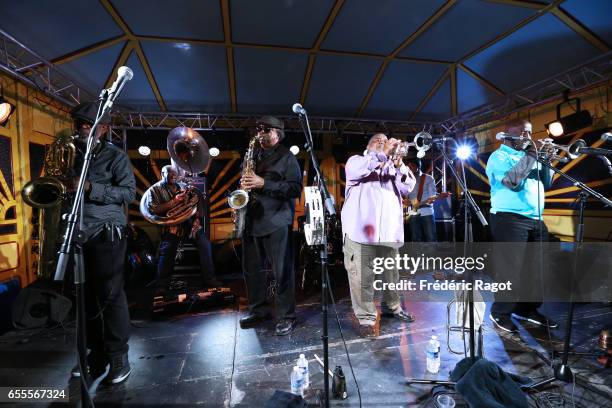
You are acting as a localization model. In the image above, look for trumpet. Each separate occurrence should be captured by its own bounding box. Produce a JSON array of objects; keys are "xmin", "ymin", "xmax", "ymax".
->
[
  {"xmin": 538, "ymin": 138, "xmax": 586, "ymax": 162},
  {"xmin": 391, "ymin": 131, "xmax": 432, "ymax": 160}
]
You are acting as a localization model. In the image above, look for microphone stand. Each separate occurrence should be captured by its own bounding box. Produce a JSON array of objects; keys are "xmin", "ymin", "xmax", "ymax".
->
[
  {"xmin": 295, "ymin": 108, "xmax": 334, "ymax": 408},
  {"xmin": 407, "ymin": 140, "xmax": 488, "ymax": 388},
  {"xmin": 525, "ymin": 157, "xmax": 612, "ymax": 390}
]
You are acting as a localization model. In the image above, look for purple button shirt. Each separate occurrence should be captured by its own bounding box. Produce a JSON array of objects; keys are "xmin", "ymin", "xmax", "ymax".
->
[{"xmin": 341, "ymin": 151, "xmax": 416, "ymax": 244}]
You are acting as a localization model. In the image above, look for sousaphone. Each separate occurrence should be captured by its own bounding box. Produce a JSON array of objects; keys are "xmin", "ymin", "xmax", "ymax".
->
[{"xmin": 139, "ymin": 127, "xmax": 211, "ymax": 225}]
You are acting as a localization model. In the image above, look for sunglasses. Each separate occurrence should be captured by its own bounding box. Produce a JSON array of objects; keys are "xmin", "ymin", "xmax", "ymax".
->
[{"xmin": 256, "ymin": 124, "xmax": 277, "ymax": 133}]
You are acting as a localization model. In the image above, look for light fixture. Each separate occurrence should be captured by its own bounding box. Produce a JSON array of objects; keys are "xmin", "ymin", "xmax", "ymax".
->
[
  {"xmin": 138, "ymin": 126, "xmax": 152, "ymax": 156},
  {"xmin": 456, "ymin": 145, "xmax": 473, "ymax": 161},
  {"xmin": 0, "ymin": 95, "xmax": 15, "ymax": 127},
  {"xmin": 455, "ymin": 136, "xmax": 478, "ymax": 161},
  {"xmin": 545, "ymin": 93, "xmax": 593, "ymax": 137},
  {"xmin": 290, "ymin": 145, "xmax": 300, "ymax": 155},
  {"xmin": 209, "ymin": 147, "xmax": 220, "ymax": 157},
  {"xmin": 138, "ymin": 145, "xmax": 151, "ymax": 156}
]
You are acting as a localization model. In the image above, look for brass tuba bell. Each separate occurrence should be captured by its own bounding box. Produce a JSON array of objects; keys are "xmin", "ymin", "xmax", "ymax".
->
[{"xmin": 139, "ymin": 127, "xmax": 211, "ymax": 225}]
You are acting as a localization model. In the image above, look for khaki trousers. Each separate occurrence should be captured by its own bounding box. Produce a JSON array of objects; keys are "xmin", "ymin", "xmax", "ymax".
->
[{"xmin": 343, "ymin": 236, "xmax": 402, "ymax": 325}]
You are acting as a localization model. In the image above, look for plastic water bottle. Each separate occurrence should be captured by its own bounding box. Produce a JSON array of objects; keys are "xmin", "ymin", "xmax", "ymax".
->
[
  {"xmin": 297, "ymin": 354, "xmax": 309, "ymax": 389},
  {"xmin": 290, "ymin": 366, "xmax": 304, "ymax": 397},
  {"xmin": 426, "ymin": 335, "xmax": 441, "ymax": 374}
]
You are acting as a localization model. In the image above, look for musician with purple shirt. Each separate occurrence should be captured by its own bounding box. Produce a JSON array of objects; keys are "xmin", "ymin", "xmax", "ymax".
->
[{"xmin": 341, "ymin": 133, "xmax": 417, "ymax": 336}]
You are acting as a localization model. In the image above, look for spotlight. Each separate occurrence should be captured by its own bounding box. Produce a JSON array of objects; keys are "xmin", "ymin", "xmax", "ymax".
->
[
  {"xmin": 138, "ymin": 145, "xmax": 151, "ymax": 156},
  {"xmin": 0, "ymin": 96, "xmax": 15, "ymax": 127},
  {"xmin": 209, "ymin": 147, "xmax": 220, "ymax": 157},
  {"xmin": 290, "ymin": 145, "xmax": 300, "ymax": 155},
  {"xmin": 545, "ymin": 94, "xmax": 593, "ymax": 137},
  {"xmin": 546, "ymin": 121, "xmax": 565, "ymax": 138},
  {"xmin": 456, "ymin": 145, "xmax": 473, "ymax": 161},
  {"xmin": 546, "ymin": 110, "xmax": 593, "ymax": 137}
]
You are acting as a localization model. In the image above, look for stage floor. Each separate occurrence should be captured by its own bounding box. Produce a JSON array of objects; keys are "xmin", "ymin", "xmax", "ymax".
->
[{"xmin": 0, "ymin": 280, "xmax": 610, "ymax": 407}]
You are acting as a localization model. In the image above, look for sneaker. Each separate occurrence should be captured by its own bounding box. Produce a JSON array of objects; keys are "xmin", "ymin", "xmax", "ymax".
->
[
  {"xmin": 489, "ymin": 314, "xmax": 518, "ymax": 333},
  {"xmin": 275, "ymin": 319, "xmax": 295, "ymax": 336},
  {"xmin": 104, "ymin": 353, "xmax": 131, "ymax": 385},
  {"xmin": 71, "ymin": 353, "xmax": 109, "ymax": 379},
  {"xmin": 513, "ymin": 311, "xmax": 558, "ymax": 328}
]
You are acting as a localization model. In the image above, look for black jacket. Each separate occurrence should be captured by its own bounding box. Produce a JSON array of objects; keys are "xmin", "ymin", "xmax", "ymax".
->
[
  {"xmin": 246, "ymin": 144, "xmax": 302, "ymax": 237},
  {"xmin": 74, "ymin": 141, "xmax": 136, "ymax": 239}
]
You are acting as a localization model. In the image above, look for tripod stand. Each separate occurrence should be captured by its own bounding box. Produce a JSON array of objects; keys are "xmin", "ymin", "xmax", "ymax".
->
[
  {"xmin": 525, "ymin": 158, "xmax": 612, "ymax": 390},
  {"xmin": 407, "ymin": 139, "xmax": 488, "ymax": 386}
]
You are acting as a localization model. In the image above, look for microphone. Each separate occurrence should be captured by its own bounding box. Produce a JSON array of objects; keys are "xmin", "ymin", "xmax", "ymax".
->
[
  {"xmin": 599, "ymin": 155, "xmax": 612, "ymax": 176},
  {"xmin": 103, "ymin": 66, "xmax": 134, "ymax": 110},
  {"xmin": 601, "ymin": 132, "xmax": 612, "ymax": 142},
  {"xmin": 292, "ymin": 103, "xmax": 306, "ymax": 115},
  {"xmin": 495, "ymin": 132, "xmax": 524, "ymax": 141},
  {"xmin": 575, "ymin": 146, "xmax": 612, "ymax": 157}
]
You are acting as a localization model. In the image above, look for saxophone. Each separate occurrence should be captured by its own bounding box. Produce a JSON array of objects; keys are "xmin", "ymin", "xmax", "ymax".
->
[
  {"xmin": 22, "ymin": 133, "xmax": 76, "ymax": 278},
  {"xmin": 227, "ymin": 134, "xmax": 260, "ymax": 238}
]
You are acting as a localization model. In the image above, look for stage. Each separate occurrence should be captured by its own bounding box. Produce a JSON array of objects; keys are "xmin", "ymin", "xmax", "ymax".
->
[{"xmin": 0, "ymin": 277, "xmax": 610, "ymax": 407}]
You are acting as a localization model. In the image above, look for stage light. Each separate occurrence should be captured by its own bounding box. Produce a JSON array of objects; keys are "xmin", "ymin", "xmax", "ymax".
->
[
  {"xmin": 456, "ymin": 145, "xmax": 472, "ymax": 160},
  {"xmin": 290, "ymin": 145, "xmax": 300, "ymax": 155},
  {"xmin": 138, "ymin": 145, "xmax": 151, "ymax": 156},
  {"xmin": 546, "ymin": 110, "xmax": 593, "ymax": 137},
  {"xmin": 546, "ymin": 121, "xmax": 565, "ymax": 137},
  {"xmin": 545, "ymin": 93, "xmax": 593, "ymax": 137},
  {"xmin": 209, "ymin": 147, "xmax": 220, "ymax": 157},
  {"xmin": 0, "ymin": 96, "xmax": 15, "ymax": 127}
]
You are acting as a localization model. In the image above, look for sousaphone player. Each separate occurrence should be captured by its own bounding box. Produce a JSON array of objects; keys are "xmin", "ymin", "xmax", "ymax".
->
[{"xmin": 140, "ymin": 127, "xmax": 221, "ymax": 295}]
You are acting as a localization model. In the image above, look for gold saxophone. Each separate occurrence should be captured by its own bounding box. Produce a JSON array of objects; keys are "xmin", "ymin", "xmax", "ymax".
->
[
  {"xmin": 227, "ymin": 134, "xmax": 260, "ymax": 238},
  {"xmin": 22, "ymin": 133, "xmax": 76, "ymax": 278}
]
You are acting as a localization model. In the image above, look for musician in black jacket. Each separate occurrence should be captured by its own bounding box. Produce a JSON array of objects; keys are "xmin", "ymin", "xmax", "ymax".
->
[
  {"xmin": 68, "ymin": 102, "xmax": 136, "ymax": 384},
  {"xmin": 239, "ymin": 116, "xmax": 302, "ymax": 335}
]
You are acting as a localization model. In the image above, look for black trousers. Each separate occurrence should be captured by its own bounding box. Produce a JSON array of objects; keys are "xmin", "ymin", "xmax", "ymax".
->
[
  {"xmin": 83, "ymin": 231, "xmax": 130, "ymax": 357},
  {"xmin": 242, "ymin": 226, "xmax": 295, "ymax": 321},
  {"xmin": 409, "ymin": 215, "xmax": 437, "ymax": 242},
  {"xmin": 157, "ymin": 229, "xmax": 216, "ymax": 286},
  {"xmin": 490, "ymin": 212, "xmax": 548, "ymax": 317}
]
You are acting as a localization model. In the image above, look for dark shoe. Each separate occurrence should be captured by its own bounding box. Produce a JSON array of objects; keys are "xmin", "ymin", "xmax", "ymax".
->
[
  {"xmin": 202, "ymin": 277, "xmax": 224, "ymax": 288},
  {"xmin": 393, "ymin": 310, "xmax": 415, "ymax": 322},
  {"xmin": 513, "ymin": 311, "xmax": 558, "ymax": 328},
  {"xmin": 105, "ymin": 353, "xmax": 131, "ymax": 385},
  {"xmin": 239, "ymin": 314, "xmax": 269, "ymax": 329},
  {"xmin": 275, "ymin": 319, "xmax": 295, "ymax": 336},
  {"xmin": 71, "ymin": 353, "xmax": 109, "ymax": 379},
  {"xmin": 489, "ymin": 314, "xmax": 518, "ymax": 333}
]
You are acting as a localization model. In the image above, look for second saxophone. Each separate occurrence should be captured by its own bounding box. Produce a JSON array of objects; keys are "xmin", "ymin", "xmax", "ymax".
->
[{"xmin": 228, "ymin": 134, "xmax": 260, "ymax": 238}]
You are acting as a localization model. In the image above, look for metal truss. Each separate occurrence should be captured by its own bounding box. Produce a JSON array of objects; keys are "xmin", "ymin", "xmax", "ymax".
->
[
  {"xmin": 3, "ymin": 26, "xmax": 610, "ymax": 139},
  {"xmin": 440, "ymin": 51, "xmax": 612, "ymax": 133},
  {"xmin": 0, "ymin": 29, "xmax": 93, "ymax": 107},
  {"xmin": 111, "ymin": 110, "xmax": 436, "ymax": 137}
]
